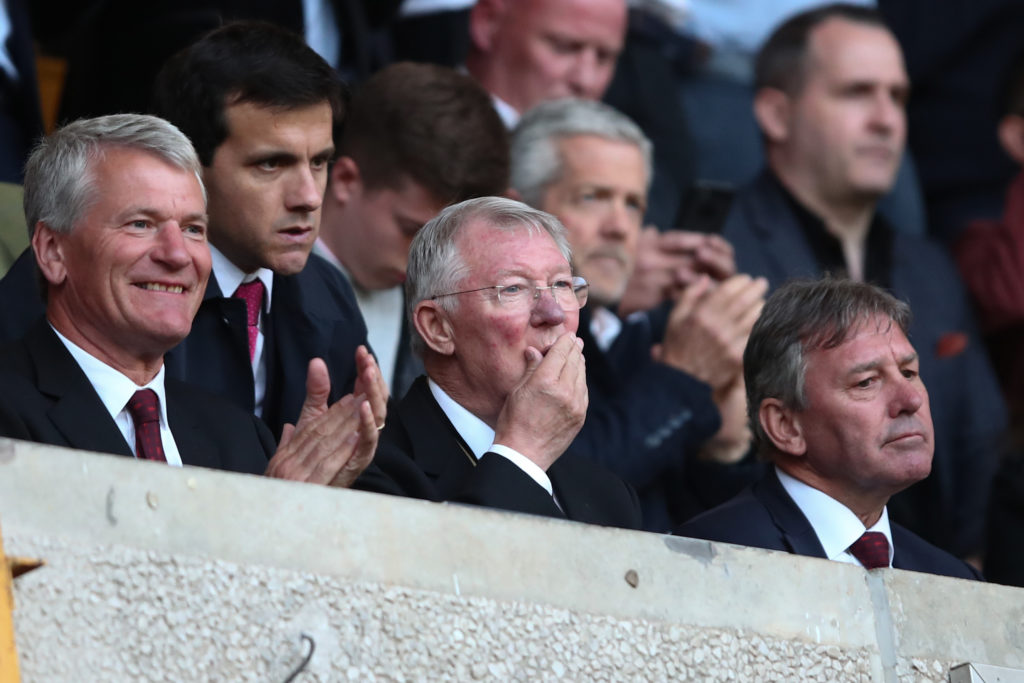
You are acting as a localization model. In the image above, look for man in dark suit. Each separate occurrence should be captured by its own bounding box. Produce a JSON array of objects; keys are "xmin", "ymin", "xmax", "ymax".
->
[
  {"xmin": 679, "ymin": 279, "xmax": 982, "ymax": 581},
  {"xmin": 509, "ymin": 99, "xmax": 766, "ymax": 531},
  {"xmin": 718, "ymin": 4, "xmax": 1005, "ymax": 559},
  {"xmin": 315, "ymin": 62, "xmax": 508, "ymax": 399},
  {"xmin": 360, "ymin": 196, "xmax": 641, "ymax": 529},
  {"xmin": 148, "ymin": 21, "xmax": 387, "ymax": 440},
  {"xmin": 0, "ymin": 113, "xmax": 380, "ymax": 487}
]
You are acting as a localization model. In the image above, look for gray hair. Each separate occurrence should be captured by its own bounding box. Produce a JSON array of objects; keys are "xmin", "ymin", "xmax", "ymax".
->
[
  {"xmin": 509, "ymin": 98, "xmax": 652, "ymax": 209},
  {"xmin": 405, "ymin": 195, "xmax": 573, "ymax": 356},
  {"xmin": 23, "ymin": 113, "xmax": 204, "ymax": 237},
  {"xmin": 744, "ymin": 277, "xmax": 912, "ymax": 458}
]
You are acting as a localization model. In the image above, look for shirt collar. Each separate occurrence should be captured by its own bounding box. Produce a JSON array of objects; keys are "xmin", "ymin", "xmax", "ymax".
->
[
  {"xmin": 209, "ymin": 244, "xmax": 274, "ymax": 313},
  {"xmin": 427, "ymin": 378, "xmax": 494, "ymax": 460},
  {"xmin": 776, "ymin": 467, "xmax": 894, "ymax": 564},
  {"xmin": 51, "ymin": 324, "xmax": 170, "ymax": 428},
  {"xmin": 490, "ymin": 93, "xmax": 520, "ymax": 129}
]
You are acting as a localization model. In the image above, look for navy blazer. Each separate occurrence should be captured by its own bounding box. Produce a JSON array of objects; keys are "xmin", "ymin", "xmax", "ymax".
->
[
  {"xmin": 358, "ymin": 376, "xmax": 643, "ymax": 530},
  {"xmin": 721, "ymin": 171, "xmax": 1007, "ymax": 557},
  {"xmin": 0, "ymin": 320, "xmax": 274, "ymax": 474},
  {"xmin": 573, "ymin": 304, "xmax": 724, "ymax": 531},
  {"xmin": 164, "ymin": 253, "xmax": 369, "ymax": 439},
  {"xmin": 677, "ymin": 469, "xmax": 983, "ymax": 581}
]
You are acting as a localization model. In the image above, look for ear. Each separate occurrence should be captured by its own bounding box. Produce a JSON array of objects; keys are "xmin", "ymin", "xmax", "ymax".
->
[
  {"xmin": 469, "ymin": 0, "xmax": 506, "ymax": 52},
  {"xmin": 329, "ymin": 156, "xmax": 362, "ymax": 205},
  {"xmin": 753, "ymin": 88, "xmax": 792, "ymax": 144},
  {"xmin": 998, "ymin": 113, "xmax": 1024, "ymax": 166},
  {"xmin": 413, "ymin": 300, "xmax": 456, "ymax": 356},
  {"xmin": 758, "ymin": 398, "xmax": 806, "ymax": 457},
  {"xmin": 31, "ymin": 222, "xmax": 69, "ymax": 287}
]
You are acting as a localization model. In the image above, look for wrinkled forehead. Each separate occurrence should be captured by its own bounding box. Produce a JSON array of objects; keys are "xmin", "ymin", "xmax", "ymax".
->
[
  {"xmin": 805, "ymin": 314, "xmax": 914, "ymax": 368},
  {"xmin": 456, "ymin": 219, "xmax": 569, "ymax": 277}
]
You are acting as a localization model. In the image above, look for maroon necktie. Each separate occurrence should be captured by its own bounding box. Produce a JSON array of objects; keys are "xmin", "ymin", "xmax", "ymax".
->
[
  {"xmin": 126, "ymin": 389, "xmax": 167, "ymax": 462},
  {"xmin": 233, "ymin": 279, "xmax": 264, "ymax": 361},
  {"xmin": 848, "ymin": 531, "xmax": 890, "ymax": 569}
]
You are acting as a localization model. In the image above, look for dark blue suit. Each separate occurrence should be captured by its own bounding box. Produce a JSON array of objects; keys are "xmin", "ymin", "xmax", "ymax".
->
[
  {"xmin": 721, "ymin": 171, "xmax": 1006, "ymax": 558},
  {"xmin": 573, "ymin": 305, "xmax": 724, "ymax": 531},
  {"xmin": 0, "ymin": 320, "xmax": 274, "ymax": 475},
  {"xmin": 0, "ymin": 249, "xmax": 369, "ymax": 440},
  {"xmin": 677, "ymin": 469, "xmax": 984, "ymax": 581}
]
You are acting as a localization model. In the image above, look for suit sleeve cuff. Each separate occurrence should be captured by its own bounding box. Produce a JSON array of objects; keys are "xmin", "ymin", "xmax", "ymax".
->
[{"xmin": 488, "ymin": 443, "xmax": 554, "ymax": 496}]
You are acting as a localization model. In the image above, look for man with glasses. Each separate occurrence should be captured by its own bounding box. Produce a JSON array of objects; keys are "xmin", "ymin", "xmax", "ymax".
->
[{"xmin": 358, "ymin": 196, "xmax": 642, "ymax": 529}]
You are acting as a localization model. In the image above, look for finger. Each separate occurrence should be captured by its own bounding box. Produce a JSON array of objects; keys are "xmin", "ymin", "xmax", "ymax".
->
[
  {"xmin": 668, "ymin": 274, "xmax": 712, "ymax": 325},
  {"xmin": 355, "ymin": 346, "xmax": 389, "ymax": 425},
  {"xmin": 295, "ymin": 358, "xmax": 332, "ymax": 429},
  {"xmin": 658, "ymin": 229, "xmax": 710, "ymax": 254},
  {"xmin": 330, "ymin": 400, "xmax": 379, "ymax": 488}
]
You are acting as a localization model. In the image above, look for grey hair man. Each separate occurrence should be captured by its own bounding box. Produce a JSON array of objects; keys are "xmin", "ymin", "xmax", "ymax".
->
[
  {"xmin": 510, "ymin": 98, "xmax": 766, "ymax": 530},
  {"xmin": 0, "ymin": 113, "xmax": 378, "ymax": 486},
  {"xmin": 679, "ymin": 278, "xmax": 982, "ymax": 580},
  {"xmin": 361, "ymin": 196, "xmax": 642, "ymax": 528}
]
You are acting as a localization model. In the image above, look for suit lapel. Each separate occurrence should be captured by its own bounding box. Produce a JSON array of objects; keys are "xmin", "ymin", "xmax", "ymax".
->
[
  {"xmin": 28, "ymin": 322, "xmax": 133, "ymax": 457},
  {"xmin": 165, "ymin": 379, "xmax": 219, "ymax": 468},
  {"xmin": 755, "ymin": 469, "xmax": 828, "ymax": 559},
  {"xmin": 396, "ymin": 378, "xmax": 478, "ymax": 496}
]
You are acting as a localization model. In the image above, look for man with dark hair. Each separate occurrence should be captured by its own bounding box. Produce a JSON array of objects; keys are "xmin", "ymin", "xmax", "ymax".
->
[
  {"xmin": 315, "ymin": 62, "xmax": 508, "ymax": 397},
  {"xmin": 678, "ymin": 279, "xmax": 981, "ymax": 581},
  {"xmin": 0, "ymin": 114, "xmax": 379, "ymax": 487},
  {"xmin": 147, "ymin": 21, "xmax": 385, "ymax": 442},
  {"xmin": 360, "ymin": 196, "xmax": 641, "ymax": 529},
  {"xmin": 719, "ymin": 3, "xmax": 1005, "ymax": 559}
]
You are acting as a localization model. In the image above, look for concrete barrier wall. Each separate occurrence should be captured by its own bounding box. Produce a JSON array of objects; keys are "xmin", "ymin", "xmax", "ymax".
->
[{"xmin": 1, "ymin": 437, "xmax": 1022, "ymax": 681}]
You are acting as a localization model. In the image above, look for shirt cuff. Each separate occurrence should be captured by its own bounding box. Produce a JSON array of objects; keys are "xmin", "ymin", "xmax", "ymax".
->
[{"xmin": 488, "ymin": 444, "xmax": 554, "ymax": 496}]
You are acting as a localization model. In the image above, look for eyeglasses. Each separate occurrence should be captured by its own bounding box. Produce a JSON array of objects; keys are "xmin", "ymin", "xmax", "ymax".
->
[{"xmin": 431, "ymin": 276, "xmax": 589, "ymax": 311}]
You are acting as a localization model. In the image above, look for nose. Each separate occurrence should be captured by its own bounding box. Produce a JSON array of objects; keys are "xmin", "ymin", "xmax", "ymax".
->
[
  {"xmin": 567, "ymin": 49, "xmax": 607, "ymax": 99},
  {"xmin": 888, "ymin": 376, "xmax": 925, "ymax": 418},
  {"xmin": 600, "ymin": 201, "xmax": 633, "ymax": 242},
  {"xmin": 151, "ymin": 224, "xmax": 191, "ymax": 269},
  {"xmin": 869, "ymin": 91, "xmax": 904, "ymax": 137},
  {"xmin": 286, "ymin": 165, "xmax": 325, "ymax": 214},
  {"xmin": 530, "ymin": 287, "xmax": 567, "ymax": 327}
]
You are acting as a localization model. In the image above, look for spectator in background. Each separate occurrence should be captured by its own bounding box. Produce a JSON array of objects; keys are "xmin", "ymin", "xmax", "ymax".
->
[
  {"xmin": 678, "ymin": 278, "xmax": 983, "ymax": 581},
  {"xmin": 720, "ymin": 3, "xmax": 1005, "ymax": 559},
  {"xmin": 315, "ymin": 62, "xmax": 508, "ymax": 398},
  {"xmin": 465, "ymin": 0, "xmax": 627, "ymax": 127},
  {"xmin": 954, "ymin": 49, "xmax": 1024, "ymax": 587},
  {"xmin": 0, "ymin": 0, "xmax": 41, "ymax": 184},
  {"xmin": 511, "ymin": 98, "xmax": 765, "ymax": 530}
]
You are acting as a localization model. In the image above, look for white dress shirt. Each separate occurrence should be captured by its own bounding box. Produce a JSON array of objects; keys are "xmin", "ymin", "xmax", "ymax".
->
[
  {"xmin": 210, "ymin": 245, "xmax": 274, "ymax": 416},
  {"xmin": 52, "ymin": 326, "xmax": 183, "ymax": 466},
  {"xmin": 777, "ymin": 467, "xmax": 895, "ymax": 568},
  {"xmin": 589, "ymin": 306, "xmax": 624, "ymax": 353},
  {"xmin": 428, "ymin": 378, "xmax": 556, "ymax": 497}
]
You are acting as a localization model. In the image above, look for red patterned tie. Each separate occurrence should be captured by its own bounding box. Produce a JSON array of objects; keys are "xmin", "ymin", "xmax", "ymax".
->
[
  {"xmin": 848, "ymin": 531, "xmax": 890, "ymax": 569},
  {"xmin": 126, "ymin": 389, "xmax": 167, "ymax": 462},
  {"xmin": 233, "ymin": 279, "xmax": 264, "ymax": 361}
]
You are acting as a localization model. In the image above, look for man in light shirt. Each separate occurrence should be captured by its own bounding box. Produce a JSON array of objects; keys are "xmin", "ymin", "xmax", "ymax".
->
[
  {"xmin": 360, "ymin": 196, "xmax": 641, "ymax": 528},
  {"xmin": 315, "ymin": 61, "xmax": 507, "ymax": 398},
  {"xmin": 0, "ymin": 114, "xmax": 379, "ymax": 487},
  {"xmin": 678, "ymin": 278, "xmax": 982, "ymax": 580}
]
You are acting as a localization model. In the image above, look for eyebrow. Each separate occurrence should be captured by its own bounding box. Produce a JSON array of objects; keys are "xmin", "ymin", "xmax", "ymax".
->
[{"xmin": 847, "ymin": 351, "xmax": 918, "ymax": 375}]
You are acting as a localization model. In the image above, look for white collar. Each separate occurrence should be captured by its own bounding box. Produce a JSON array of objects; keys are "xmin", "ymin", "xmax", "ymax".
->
[
  {"xmin": 428, "ymin": 378, "xmax": 494, "ymax": 460},
  {"xmin": 589, "ymin": 306, "xmax": 623, "ymax": 352},
  {"xmin": 490, "ymin": 93, "xmax": 521, "ymax": 129},
  {"xmin": 51, "ymin": 324, "xmax": 170, "ymax": 428},
  {"xmin": 777, "ymin": 467, "xmax": 894, "ymax": 565},
  {"xmin": 209, "ymin": 244, "xmax": 274, "ymax": 313}
]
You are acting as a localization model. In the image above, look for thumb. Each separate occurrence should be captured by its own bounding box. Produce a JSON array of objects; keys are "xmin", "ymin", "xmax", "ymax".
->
[
  {"xmin": 297, "ymin": 358, "xmax": 331, "ymax": 426},
  {"xmin": 522, "ymin": 346, "xmax": 543, "ymax": 377}
]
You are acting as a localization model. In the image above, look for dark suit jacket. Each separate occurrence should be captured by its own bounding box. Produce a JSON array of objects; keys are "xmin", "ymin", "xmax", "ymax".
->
[
  {"xmin": 0, "ymin": 320, "xmax": 274, "ymax": 474},
  {"xmin": 677, "ymin": 469, "xmax": 983, "ymax": 581},
  {"xmin": 357, "ymin": 377, "xmax": 642, "ymax": 530},
  {"xmin": 165, "ymin": 253, "xmax": 369, "ymax": 439},
  {"xmin": 0, "ymin": 250, "xmax": 369, "ymax": 440},
  {"xmin": 721, "ymin": 171, "xmax": 1007, "ymax": 558},
  {"xmin": 574, "ymin": 305, "xmax": 722, "ymax": 531}
]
